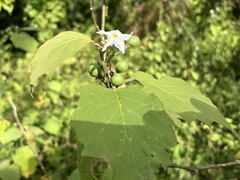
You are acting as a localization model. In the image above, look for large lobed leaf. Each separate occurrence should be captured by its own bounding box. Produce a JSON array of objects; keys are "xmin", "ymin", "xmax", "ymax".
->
[
  {"xmin": 30, "ymin": 31, "xmax": 91, "ymax": 86},
  {"xmin": 71, "ymin": 84, "xmax": 176, "ymax": 180},
  {"xmin": 131, "ymin": 72, "xmax": 232, "ymax": 130}
]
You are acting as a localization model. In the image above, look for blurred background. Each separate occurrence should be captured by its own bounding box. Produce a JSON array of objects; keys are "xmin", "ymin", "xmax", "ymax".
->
[{"xmin": 0, "ymin": 0, "xmax": 240, "ymax": 179}]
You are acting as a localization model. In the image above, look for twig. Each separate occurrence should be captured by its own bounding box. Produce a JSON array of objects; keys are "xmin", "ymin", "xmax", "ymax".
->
[
  {"xmin": 167, "ymin": 160, "xmax": 240, "ymax": 173},
  {"xmin": 101, "ymin": 0, "xmax": 106, "ymax": 30},
  {"xmin": 7, "ymin": 93, "xmax": 47, "ymax": 175},
  {"xmin": 89, "ymin": 0, "xmax": 100, "ymax": 31}
]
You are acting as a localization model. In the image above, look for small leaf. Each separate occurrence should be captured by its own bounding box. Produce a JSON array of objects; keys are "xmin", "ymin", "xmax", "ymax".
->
[
  {"xmin": 13, "ymin": 146, "xmax": 38, "ymax": 178},
  {"xmin": 131, "ymin": 72, "xmax": 232, "ymax": 130},
  {"xmin": 0, "ymin": 120, "xmax": 9, "ymax": 134},
  {"xmin": 71, "ymin": 84, "xmax": 176, "ymax": 180},
  {"xmin": 10, "ymin": 32, "xmax": 38, "ymax": 52},
  {"xmin": 27, "ymin": 125, "xmax": 45, "ymax": 136},
  {"xmin": 43, "ymin": 118, "xmax": 62, "ymax": 135},
  {"xmin": 30, "ymin": 31, "xmax": 92, "ymax": 86},
  {"xmin": 1, "ymin": 127, "xmax": 22, "ymax": 144}
]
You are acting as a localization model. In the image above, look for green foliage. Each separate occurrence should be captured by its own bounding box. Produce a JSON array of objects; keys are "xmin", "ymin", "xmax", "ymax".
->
[
  {"xmin": 23, "ymin": 0, "xmax": 67, "ymax": 42},
  {"xmin": 0, "ymin": 0, "xmax": 15, "ymax": 14},
  {"xmin": 10, "ymin": 32, "xmax": 38, "ymax": 52},
  {"xmin": 124, "ymin": 0, "xmax": 240, "ymax": 178},
  {"xmin": 131, "ymin": 72, "xmax": 232, "ymax": 129},
  {"xmin": 1, "ymin": 126, "xmax": 22, "ymax": 144},
  {"xmin": 30, "ymin": 31, "xmax": 91, "ymax": 86},
  {"xmin": 68, "ymin": 168, "xmax": 80, "ymax": 180},
  {"xmin": 0, "ymin": 1, "xmax": 88, "ymax": 179},
  {"xmin": 71, "ymin": 84, "xmax": 177, "ymax": 179},
  {"xmin": 13, "ymin": 146, "xmax": 38, "ymax": 178},
  {"xmin": 1, "ymin": 0, "xmax": 240, "ymax": 179},
  {"xmin": 0, "ymin": 160, "xmax": 20, "ymax": 180}
]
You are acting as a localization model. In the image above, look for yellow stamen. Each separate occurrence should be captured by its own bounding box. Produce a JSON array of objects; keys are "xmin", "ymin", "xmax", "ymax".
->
[{"xmin": 113, "ymin": 33, "xmax": 118, "ymax": 39}]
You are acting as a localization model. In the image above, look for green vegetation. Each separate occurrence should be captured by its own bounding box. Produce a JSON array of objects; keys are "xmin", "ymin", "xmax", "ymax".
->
[{"xmin": 1, "ymin": 0, "xmax": 240, "ymax": 179}]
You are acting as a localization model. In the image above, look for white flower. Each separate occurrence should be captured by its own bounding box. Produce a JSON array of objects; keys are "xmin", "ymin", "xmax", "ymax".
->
[{"xmin": 97, "ymin": 30, "xmax": 133, "ymax": 54}]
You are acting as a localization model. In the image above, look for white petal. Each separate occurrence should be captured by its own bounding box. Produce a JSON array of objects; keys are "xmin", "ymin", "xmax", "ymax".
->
[
  {"xmin": 96, "ymin": 30, "xmax": 106, "ymax": 35},
  {"xmin": 101, "ymin": 38, "xmax": 114, "ymax": 51},
  {"xmin": 113, "ymin": 30, "xmax": 121, "ymax": 34},
  {"xmin": 120, "ymin": 32, "xmax": 133, "ymax": 41},
  {"xmin": 96, "ymin": 30, "xmax": 112, "ymax": 36},
  {"xmin": 114, "ymin": 39, "xmax": 125, "ymax": 54}
]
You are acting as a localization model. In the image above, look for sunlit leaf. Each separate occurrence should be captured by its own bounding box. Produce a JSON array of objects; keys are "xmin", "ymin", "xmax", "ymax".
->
[
  {"xmin": 1, "ymin": 127, "xmax": 22, "ymax": 144},
  {"xmin": 13, "ymin": 146, "xmax": 38, "ymax": 178},
  {"xmin": 131, "ymin": 72, "xmax": 232, "ymax": 129},
  {"xmin": 30, "ymin": 31, "xmax": 92, "ymax": 86},
  {"xmin": 71, "ymin": 84, "xmax": 176, "ymax": 180},
  {"xmin": 43, "ymin": 118, "xmax": 62, "ymax": 135}
]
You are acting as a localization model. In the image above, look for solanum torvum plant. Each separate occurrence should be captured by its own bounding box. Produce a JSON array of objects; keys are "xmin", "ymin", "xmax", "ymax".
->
[{"xmin": 30, "ymin": 28, "xmax": 236, "ymax": 179}]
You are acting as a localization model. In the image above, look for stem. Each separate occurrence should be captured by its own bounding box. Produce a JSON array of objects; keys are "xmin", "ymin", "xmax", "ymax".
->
[
  {"xmin": 106, "ymin": 48, "xmax": 115, "ymax": 64},
  {"xmin": 91, "ymin": 0, "xmax": 112, "ymax": 88},
  {"xmin": 100, "ymin": 51, "xmax": 112, "ymax": 88},
  {"xmin": 123, "ymin": 78, "xmax": 136, "ymax": 84},
  {"xmin": 167, "ymin": 160, "xmax": 240, "ymax": 173},
  {"xmin": 101, "ymin": 0, "xmax": 106, "ymax": 30},
  {"xmin": 7, "ymin": 93, "xmax": 47, "ymax": 175},
  {"xmin": 89, "ymin": 0, "xmax": 100, "ymax": 31}
]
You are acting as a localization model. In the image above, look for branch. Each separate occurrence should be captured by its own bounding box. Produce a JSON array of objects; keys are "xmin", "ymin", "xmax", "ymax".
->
[
  {"xmin": 7, "ymin": 93, "xmax": 47, "ymax": 175},
  {"xmin": 167, "ymin": 160, "xmax": 240, "ymax": 173},
  {"xmin": 89, "ymin": 0, "xmax": 100, "ymax": 31}
]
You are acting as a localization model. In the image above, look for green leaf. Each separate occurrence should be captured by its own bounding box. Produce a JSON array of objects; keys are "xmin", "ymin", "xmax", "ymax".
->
[
  {"xmin": 68, "ymin": 168, "xmax": 80, "ymax": 180},
  {"xmin": 0, "ymin": 120, "xmax": 9, "ymax": 134},
  {"xmin": 30, "ymin": 31, "xmax": 92, "ymax": 86},
  {"xmin": 27, "ymin": 125, "xmax": 45, "ymax": 136},
  {"xmin": 0, "ymin": 164, "xmax": 20, "ymax": 180},
  {"xmin": 13, "ymin": 146, "xmax": 38, "ymax": 178},
  {"xmin": 1, "ymin": 127, "xmax": 22, "ymax": 144},
  {"xmin": 10, "ymin": 32, "xmax": 38, "ymax": 52},
  {"xmin": 77, "ymin": 142, "xmax": 97, "ymax": 180},
  {"xmin": 43, "ymin": 118, "xmax": 62, "ymax": 135},
  {"xmin": 0, "ymin": 0, "xmax": 15, "ymax": 15},
  {"xmin": 131, "ymin": 72, "xmax": 232, "ymax": 130},
  {"xmin": 71, "ymin": 84, "xmax": 176, "ymax": 180}
]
